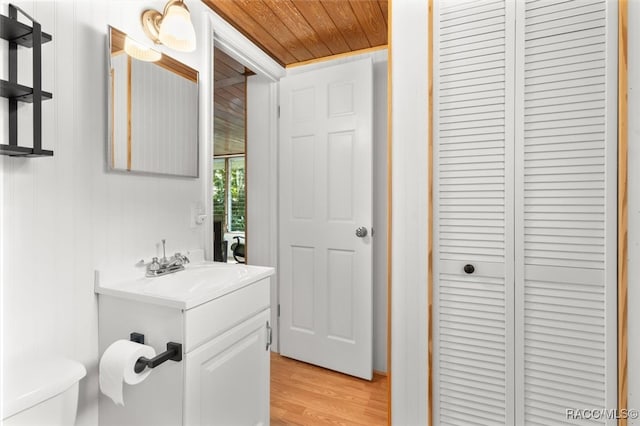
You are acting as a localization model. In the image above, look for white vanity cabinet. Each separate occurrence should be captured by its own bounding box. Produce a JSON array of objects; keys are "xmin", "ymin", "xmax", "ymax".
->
[
  {"xmin": 96, "ymin": 261, "xmax": 274, "ymax": 426},
  {"xmin": 184, "ymin": 309, "xmax": 270, "ymax": 425}
]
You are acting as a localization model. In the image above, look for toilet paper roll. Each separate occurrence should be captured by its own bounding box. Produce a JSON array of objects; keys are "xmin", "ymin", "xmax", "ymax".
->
[{"xmin": 99, "ymin": 340, "xmax": 156, "ymax": 406}]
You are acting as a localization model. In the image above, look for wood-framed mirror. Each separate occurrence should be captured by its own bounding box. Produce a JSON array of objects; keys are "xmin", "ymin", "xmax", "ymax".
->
[{"xmin": 108, "ymin": 26, "xmax": 199, "ymax": 177}]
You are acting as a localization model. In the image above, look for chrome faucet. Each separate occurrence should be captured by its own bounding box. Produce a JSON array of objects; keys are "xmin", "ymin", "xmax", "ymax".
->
[{"xmin": 145, "ymin": 239, "xmax": 190, "ymax": 277}]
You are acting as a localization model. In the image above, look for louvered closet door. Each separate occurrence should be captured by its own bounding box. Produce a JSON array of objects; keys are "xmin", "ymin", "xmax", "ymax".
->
[
  {"xmin": 433, "ymin": 0, "xmax": 515, "ymax": 424},
  {"xmin": 514, "ymin": 1, "xmax": 618, "ymax": 424}
]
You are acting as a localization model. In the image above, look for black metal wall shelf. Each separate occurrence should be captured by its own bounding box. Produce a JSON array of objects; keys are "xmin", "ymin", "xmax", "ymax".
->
[
  {"xmin": 0, "ymin": 4, "xmax": 53, "ymax": 157},
  {"xmin": 0, "ymin": 14, "xmax": 51, "ymax": 47},
  {"xmin": 0, "ymin": 145, "xmax": 52, "ymax": 157},
  {"xmin": 0, "ymin": 80, "xmax": 52, "ymax": 102}
]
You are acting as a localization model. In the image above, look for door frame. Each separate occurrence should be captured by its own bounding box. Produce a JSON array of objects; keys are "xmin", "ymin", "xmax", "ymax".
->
[
  {"xmin": 617, "ymin": 1, "xmax": 629, "ymax": 421},
  {"xmin": 205, "ymin": 10, "xmax": 284, "ymax": 349},
  {"xmin": 426, "ymin": 1, "xmax": 630, "ymax": 425},
  {"xmin": 205, "ymin": 8, "xmax": 395, "ymax": 423}
]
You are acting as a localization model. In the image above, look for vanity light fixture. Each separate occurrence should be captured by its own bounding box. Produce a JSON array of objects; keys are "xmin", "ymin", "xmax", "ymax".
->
[
  {"xmin": 124, "ymin": 36, "xmax": 162, "ymax": 62},
  {"xmin": 141, "ymin": 0, "xmax": 196, "ymax": 53}
]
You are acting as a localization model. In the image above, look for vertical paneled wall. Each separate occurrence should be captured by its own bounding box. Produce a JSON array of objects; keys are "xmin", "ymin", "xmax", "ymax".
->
[
  {"xmin": 131, "ymin": 60, "xmax": 198, "ymax": 176},
  {"xmin": 111, "ymin": 53, "xmax": 127, "ymax": 170},
  {"xmin": 0, "ymin": 2, "xmax": 211, "ymax": 425}
]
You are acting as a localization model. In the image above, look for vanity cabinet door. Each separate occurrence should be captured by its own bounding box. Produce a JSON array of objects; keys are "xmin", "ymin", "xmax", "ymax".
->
[{"xmin": 183, "ymin": 309, "xmax": 271, "ymax": 426}]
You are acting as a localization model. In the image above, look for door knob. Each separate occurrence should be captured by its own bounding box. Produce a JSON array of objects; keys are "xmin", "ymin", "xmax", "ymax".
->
[
  {"xmin": 464, "ymin": 264, "xmax": 475, "ymax": 274},
  {"xmin": 355, "ymin": 227, "xmax": 368, "ymax": 238}
]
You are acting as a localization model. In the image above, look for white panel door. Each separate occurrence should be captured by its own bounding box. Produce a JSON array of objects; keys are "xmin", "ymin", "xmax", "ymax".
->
[
  {"xmin": 514, "ymin": 0, "xmax": 618, "ymax": 424},
  {"xmin": 433, "ymin": 0, "xmax": 515, "ymax": 424},
  {"xmin": 279, "ymin": 59, "xmax": 373, "ymax": 380}
]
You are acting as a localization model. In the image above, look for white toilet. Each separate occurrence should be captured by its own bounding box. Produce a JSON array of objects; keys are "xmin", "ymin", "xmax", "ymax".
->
[{"xmin": 2, "ymin": 358, "xmax": 86, "ymax": 426}]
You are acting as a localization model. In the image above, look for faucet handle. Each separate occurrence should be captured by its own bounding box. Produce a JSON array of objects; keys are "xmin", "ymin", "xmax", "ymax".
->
[
  {"xmin": 173, "ymin": 252, "xmax": 190, "ymax": 265},
  {"xmin": 148, "ymin": 257, "xmax": 161, "ymax": 272}
]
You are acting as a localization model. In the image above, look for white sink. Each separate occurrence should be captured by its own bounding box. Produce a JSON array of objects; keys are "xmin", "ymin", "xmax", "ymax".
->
[{"xmin": 95, "ymin": 260, "xmax": 274, "ymax": 309}]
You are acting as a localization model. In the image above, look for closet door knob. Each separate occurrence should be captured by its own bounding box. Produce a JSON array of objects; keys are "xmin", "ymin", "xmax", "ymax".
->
[{"xmin": 464, "ymin": 264, "xmax": 475, "ymax": 274}]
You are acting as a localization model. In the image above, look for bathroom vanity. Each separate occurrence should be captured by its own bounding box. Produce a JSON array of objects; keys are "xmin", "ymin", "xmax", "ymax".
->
[{"xmin": 95, "ymin": 253, "xmax": 274, "ymax": 426}]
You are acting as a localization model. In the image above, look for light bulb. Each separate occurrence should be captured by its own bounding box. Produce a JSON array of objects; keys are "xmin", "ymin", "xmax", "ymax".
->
[
  {"xmin": 158, "ymin": 3, "xmax": 196, "ymax": 52},
  {"xmin": 124, "ymin": 36, "xmax": 162, "ymax": 62}
]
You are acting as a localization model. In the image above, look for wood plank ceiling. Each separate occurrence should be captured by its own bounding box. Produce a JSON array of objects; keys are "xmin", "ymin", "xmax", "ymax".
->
[
  {"xmin": 214, "ymin": 47, "xmax": 248, "ymax": 156},
  {"xmin": 202, "ymin": 0, "xmax": 388, "ymax": 67}
]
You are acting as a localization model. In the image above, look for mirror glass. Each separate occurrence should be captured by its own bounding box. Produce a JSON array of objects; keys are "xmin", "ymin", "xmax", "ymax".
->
[{"xmin": 108, "ymin": 26, "xmax": 199, "ymax": 177}]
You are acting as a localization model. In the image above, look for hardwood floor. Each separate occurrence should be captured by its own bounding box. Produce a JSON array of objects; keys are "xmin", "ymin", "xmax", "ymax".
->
[{"xmin": 270, "ymin": 353, "xmax": 388, "ymax": 425}]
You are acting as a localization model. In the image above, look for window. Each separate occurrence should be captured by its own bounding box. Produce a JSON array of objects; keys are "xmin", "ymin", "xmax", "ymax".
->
[
  {"xmin": 228, "ymin": 157, "xmax": 246, "ymax": 232},
  {"xmin": 213, "ymin": 159, "xmax": 226, "ymax": 223},
  {"xmin": 212, "ymin": 156, "xmax": 246, "ymax": 233}
]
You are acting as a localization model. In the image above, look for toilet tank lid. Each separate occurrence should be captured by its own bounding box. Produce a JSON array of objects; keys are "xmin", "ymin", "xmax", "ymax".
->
[{"xmin": 2, "ymin": 358, "xmax": 87, "ymax": 420}]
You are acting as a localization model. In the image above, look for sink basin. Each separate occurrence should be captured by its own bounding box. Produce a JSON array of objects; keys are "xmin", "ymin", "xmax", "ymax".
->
[{"xmin": 95, "ymin": 261, "xmax": 274, "ymax": 309}]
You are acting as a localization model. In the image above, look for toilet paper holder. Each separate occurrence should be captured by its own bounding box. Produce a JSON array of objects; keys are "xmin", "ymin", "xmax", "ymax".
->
[{"xmin": 129, "ymin": 332, "xmax": 182, "ymax": 374}]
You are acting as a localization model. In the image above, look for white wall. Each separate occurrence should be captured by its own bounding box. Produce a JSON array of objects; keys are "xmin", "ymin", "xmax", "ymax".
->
[
  {"xmin": 372, "ymin": 58, "xmax": 388, "ymax": 373},
  {"xmin": 626, "ymin": 1, "xmax": 640, "ymax": 423},
  {"xmin": 0, "ymin": 1, "xmax": 214, "ymax": 425},
  {"xmin": 246, "ymin": 74, "xmax": 279, "ymax": 350},
  {"xmin": 390, "ymin": 0, "xmax": 429, "ymax": 424}
]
